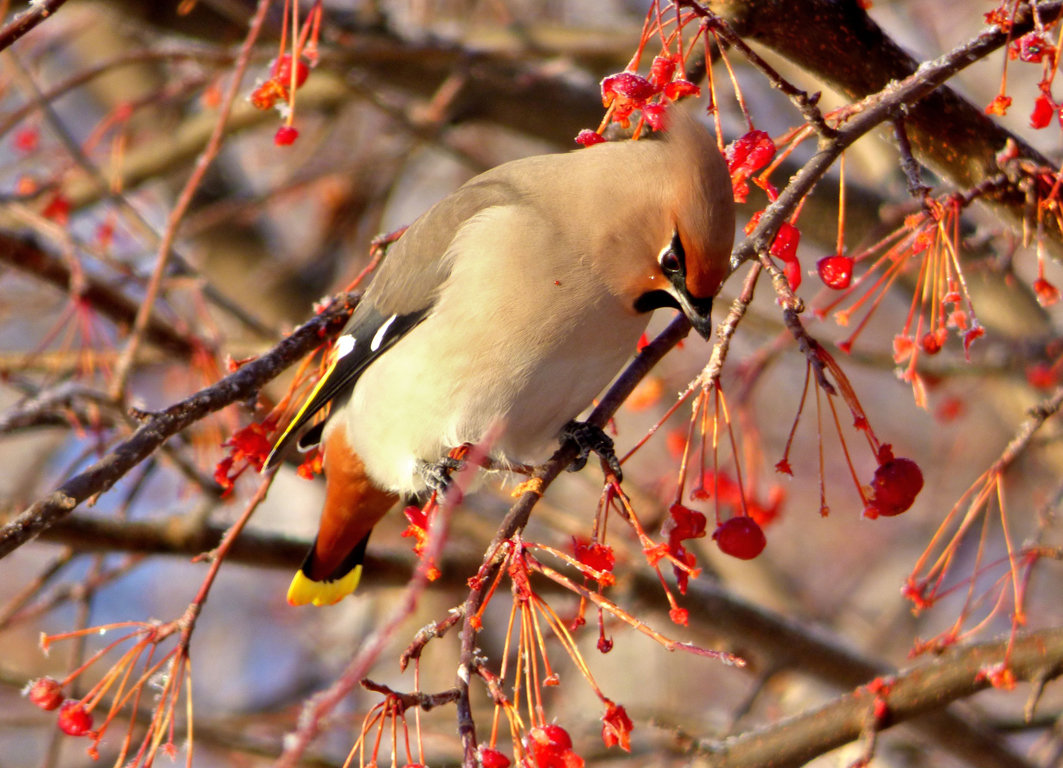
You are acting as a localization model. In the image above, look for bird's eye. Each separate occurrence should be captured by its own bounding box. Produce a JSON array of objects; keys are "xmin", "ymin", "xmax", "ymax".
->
[{"xmin": 659, "ymin": 249, "xmax": 682, "ymax": 275}]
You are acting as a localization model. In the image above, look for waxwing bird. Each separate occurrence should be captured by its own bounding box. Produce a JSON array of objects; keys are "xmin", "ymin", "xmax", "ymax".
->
[{"xmin": 266, "ymin": 109, "xmax": 735, "ymax": 606}]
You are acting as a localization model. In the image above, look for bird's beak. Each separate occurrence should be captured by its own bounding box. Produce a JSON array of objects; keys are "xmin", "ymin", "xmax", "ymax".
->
[{"xmin": 674, "ymin": 290, "xmax": 714, "ymax": 340}]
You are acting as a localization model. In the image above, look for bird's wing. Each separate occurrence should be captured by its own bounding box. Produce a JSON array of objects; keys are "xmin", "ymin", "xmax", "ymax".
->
[
  {"xmin": 264, "ymin": 174, "xmax": 519, "ymax": 471},
  {"xmin": 263, "ymin": 306, "xmax": 429, "ymax": 470}
]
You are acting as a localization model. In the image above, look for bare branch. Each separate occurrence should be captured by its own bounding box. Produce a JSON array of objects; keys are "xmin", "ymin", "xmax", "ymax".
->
[
  {"xmin": 0, "ymin": 0, "xmax": 69, "ymax": 53},
  {"xmin": 0, "ymin": 293, "xmax": 358, "ymax": 559},
  {"xmin": 698, "ymin": 627, "xmax": 1063, "ymax": 768}
]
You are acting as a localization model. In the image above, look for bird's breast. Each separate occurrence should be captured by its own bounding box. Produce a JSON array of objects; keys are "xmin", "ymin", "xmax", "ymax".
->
[{"xmin": 337, "ymin": 292, "xmax": 646, "ymax": 495}]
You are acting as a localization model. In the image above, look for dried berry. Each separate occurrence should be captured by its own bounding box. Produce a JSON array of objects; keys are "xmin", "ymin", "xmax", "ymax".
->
[
  {"xmin": 271, "ymin": 53, "xmax": 310, "ymax": 88},
  {"xmin": 649, "ymin": 54, "xmax": 678, "ymax": 87},
  {"xmin": 601, "ymin": 72, "xmax": 658, "ymax": 105},
  {"xmin": 1033, "ymin": 277, "xmax": 1060, "ymax": 307},
  {"xmin": 601, "ymin": 702, "xmax": 634, "ymax": 750},
  {"xmin": 867, "ymin": 456, "xmax": 923, "ymax": 517},
  {"xmin": 536, "ymin": 724, "xmax": 572, "ymax": 752},
  {"xmin": 24, "ymin": 677, "xmax": 63, "ymax": 711},
  {"xmin": 1030, "ymin": 94, "xmax": 1055, "ymax": 129},
  {"xmin": 663, "ymin": 503, "xmax": 707, "ymax": 542},
  {"xmin": 572, "ymin": 539, "xmax": 615, "ymax": 574},
  {"xmin": 663, "ymin": 80, "xmax": 700, "ymax": 100}
]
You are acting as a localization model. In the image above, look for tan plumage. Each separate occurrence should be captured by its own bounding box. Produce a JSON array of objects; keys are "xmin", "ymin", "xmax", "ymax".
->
[{"xmin": 269, "ymin": 108, "xmax": 735, "ymax": 606}]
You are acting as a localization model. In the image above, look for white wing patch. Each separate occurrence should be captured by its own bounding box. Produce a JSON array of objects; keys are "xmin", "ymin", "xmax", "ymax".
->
[
  {"xmin": 370, "ymin": 314, "xmax": 398, "ymax": 352},
  {"xmin": 335, "ymin": 334, "xmax": 356, "ymax": 358}
]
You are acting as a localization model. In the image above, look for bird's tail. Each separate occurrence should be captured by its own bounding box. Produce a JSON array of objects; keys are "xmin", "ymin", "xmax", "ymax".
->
[
  {"xmin": 287, "ymin": 426, "xmax": 398, "ymax": 606},
  {"xmin": 287, "ymin": 533, "xmax": 370, "ymax": 606}
]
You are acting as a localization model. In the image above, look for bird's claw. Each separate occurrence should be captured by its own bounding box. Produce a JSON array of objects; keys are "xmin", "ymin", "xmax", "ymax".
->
[
  {"xmin": 560, "ymin": 420, "xmax": 623, "ymax": 482},
  {"xmin": 419, "ymin": 456, "xmax": 464, "ymax": 495}
]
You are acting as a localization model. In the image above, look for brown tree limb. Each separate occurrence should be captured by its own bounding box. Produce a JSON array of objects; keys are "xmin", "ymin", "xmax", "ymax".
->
[
  {"xmin": 0, "ymin": 292, "xmax": 358, "ymax": 559},
  {"xmin": 725, "ymin": 0, "xmax": 1057, "ymax": 271},
  {"xmin": 0, "ymin": 0, "xmax": 69, "ymax": 53},
  {"xmin": 673, "ymin": 580, "xmax": 1036, "ymax": 768},
  {"xmin": 708, "ymin": 0, "xmax": 1063, "ymax": 254},
  {"xmin": 697, "ymin": 627, "xmax": 1063, "ymax": 768}
]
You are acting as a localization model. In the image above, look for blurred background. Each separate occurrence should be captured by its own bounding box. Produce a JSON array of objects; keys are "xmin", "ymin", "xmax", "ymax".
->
[{"xmin": 0, "ymin": 1, "xmax": 1061, "ymax": 766}]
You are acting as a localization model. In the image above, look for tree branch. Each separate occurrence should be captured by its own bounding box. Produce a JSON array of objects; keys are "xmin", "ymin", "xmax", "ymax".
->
[
  {"xmin": 709, "ymin": 0, "xmax": 1063, "ymax": 255},
  {"xmin": 0, "ymin": 293, "xmax": 358, "ymax": 559},
  {"xmin": 698, "ymin": 627, "xmax": 1063, "ymax": 768},
  {"xmin": 0, "ymin": 0, "xmax": 69, "ymax": 53}
]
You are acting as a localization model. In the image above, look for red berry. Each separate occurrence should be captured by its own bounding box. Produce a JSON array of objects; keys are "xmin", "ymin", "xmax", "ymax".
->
[
  {"xmin": 649, "ymin": 54, "xmax": 678, "ymax": 87},
  {"xmin": 868, "ymin": 457, "xmax": 923, "ymax": 517},
  {"xmin": 13, "ymin": 126, "xmax": 38, "ymax": 153},
  {"xmin": 527, "ymin": 723, "xmax": 576, "ymax": 768},
  {"xmin": 1027, "ymin": 362, "xmax": 1059, "ymax": 389},
  {"xmin": 1031, "ymin": 94, "xmax": 1055, "ymax": 129},
  {"xmin": 746, "ymin": 212, "xmax": 802, "ymax": 286},
  {"xmin": 1033, "ymin": 277, "xmax": 1060, "ymax": 307},
  {"xmin": 919, "ymin": 330, "xmax": 943, "ymax": 354},
  {"xmin": 712, "ymin": 517, "xmax": 766, "ymax": 560},
  {"xmin": 274, "ymin": 125, "xmax": 299, "ymax": 146},
  {"xmin": 770, "ymin": 221, "xmax": 801, "ymax": 264},
  {"xmin": 572, "ymin": 539, "xmax": 615, "ymax": 574},
  {"xmin": 986, "ymin": 94, "xmax": 1011, "ymax": 116},
  {"xmin": 663, "ymin": 80, "xmax": 700, "ymax": 100},
  {"xmin": 642, "ymin": 102, "xmax": 668, "ymax": 130},
  {"xmin": 1011, "ymin": 32, "xmax": 1054, "ymax": 63},
  {"xmin": 817, "ymin": 254, "xmax": 853, "ymax": 289},
  {"xmin": 480, "ymin": 747, "xmax": 511, "ymax": 768},
  {"xmin": 574, "ymin": 129, "xmax": 605, "ymax": 147},
  {"xmin": 601, "ymin": 702, "xmax": 634, "ymax": 751},
  {"xmin": 57, "ymin": 700, "xmax": 93, "ymax": 736},
  {"xmin": 24, "ymin": 677, "xmax": 63, "ymax": 710},
  {"xmin": 659, "ymin": 79, "xmax": 701, "ymax": 99},
  {"xmin": 41, "ymin": 193, "xmax": 71, "ymax": 225},
  {"xmin": 404, "ymin": 504, "xmax": 429, "ymax": 529},
  {"xmin": 271, "ymin": 54, "xmax": 310, "ymax": 88},
  {"xmin": 725, "ymin": 130, "xmax": 776, "ymax": 176},
  {"xmin": 963, "ymin": 324, "xmax": 985, "ymax": 355},
  {"xmin": 537, "ymin": 724, "xmax": 572, "ymax": 752},
  {"xmin": 600, "ymin": 72, "xmax": 658, "ymax": 104}
]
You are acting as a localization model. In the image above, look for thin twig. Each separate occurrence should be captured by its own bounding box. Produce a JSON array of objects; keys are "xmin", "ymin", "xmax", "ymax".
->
[
  {"xmin": 892, "ymin": 114, "xmax": 931, "ymax": 200},
  {"xmin": 109, "ymin": 0, "xmax": 273, "ymax": 398},
  {"xmin": 679, "ymin": 2, "xmax": 836, "ymax": 139},
  {"xmin": 729, "ymin": 0, "xmax": 1062, "ymax": 277},
  {"xmin": 0, "ymin": 292, "xmax": 358, "ymax": 559},
  {"xmin": 274, "ymin": 442, "xmax": 461, "ymax": 768},
  {"xmin": 0, "ymin": 0, "xmax": 68, "ymax": 52},
  {"xmin": 360, "ymin": 679, "xmax": 462, "ymax": 713}
]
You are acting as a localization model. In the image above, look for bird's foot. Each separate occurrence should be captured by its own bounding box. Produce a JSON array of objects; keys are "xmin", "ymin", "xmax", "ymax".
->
[
  {"xmin": 560, "ymin": 420, "xmax": 623, "ymax": 482},
  {"xmin": 418, "ymin": 456, "xmax": 465, "ymax": 496}
]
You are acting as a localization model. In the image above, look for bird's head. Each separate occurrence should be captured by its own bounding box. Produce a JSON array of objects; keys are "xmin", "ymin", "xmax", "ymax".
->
[{"xmin": 621, "ymin": 110, "xmax": 735, "ymax": 339}]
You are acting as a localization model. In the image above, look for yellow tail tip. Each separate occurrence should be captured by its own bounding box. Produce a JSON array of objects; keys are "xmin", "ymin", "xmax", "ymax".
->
[{"xmin": 286, "ymin": 565, "xmax": 363, "ymax": 607}]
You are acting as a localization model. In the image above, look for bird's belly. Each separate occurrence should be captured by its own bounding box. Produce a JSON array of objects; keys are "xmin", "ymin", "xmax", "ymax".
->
[{"xmin": 338, "ymin": 312, "xmax": 646, "ymax": 495}]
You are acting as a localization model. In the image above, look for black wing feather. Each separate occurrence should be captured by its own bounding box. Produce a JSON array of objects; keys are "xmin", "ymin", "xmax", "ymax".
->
[{"xmin": 263, "ymin": 306, "xmax": 428, "ymax": 470}]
